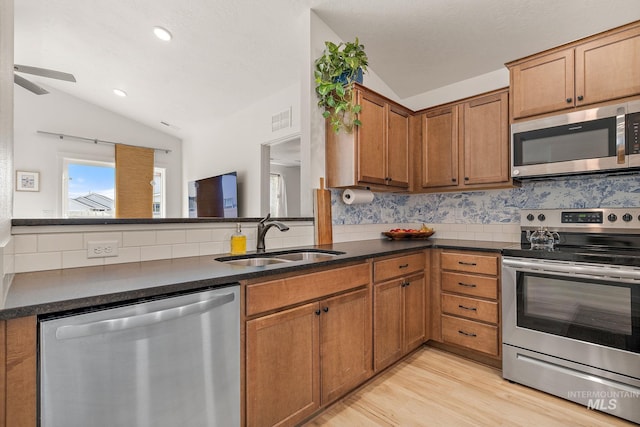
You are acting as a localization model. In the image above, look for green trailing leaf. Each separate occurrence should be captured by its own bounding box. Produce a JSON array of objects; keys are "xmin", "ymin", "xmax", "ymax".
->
[{"xmin": 314, "ymin": 37, "xmax": 368, "ymax": 133}]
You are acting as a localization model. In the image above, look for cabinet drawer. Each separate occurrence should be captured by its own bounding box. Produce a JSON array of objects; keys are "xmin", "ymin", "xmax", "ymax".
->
[
  {"xmin": 374, "ymin": 252, "xmax": 424, "ymax": 282},
  {"xmin": 246, "ymin": 263, "xmax": 370, "ymax": 316},
  {"xmin": 441, "ymin": 252, "xmax": 498, "ymax": 275},
  {"xmin": 441, "ymin": 315, "xmax": 498, "ymax": 356},
  {"xmin": 441, "ymin": 294, "xmax": 498, "ymax": 324},
  {"xmin": 441, "ymin": 272, "xmax": 498, "ymax": 299}
]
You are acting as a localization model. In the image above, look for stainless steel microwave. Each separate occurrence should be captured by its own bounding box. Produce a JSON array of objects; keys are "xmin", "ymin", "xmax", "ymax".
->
[{"xmin": 511, "ymin": 100, "xmax": 640, "ymax": 179}]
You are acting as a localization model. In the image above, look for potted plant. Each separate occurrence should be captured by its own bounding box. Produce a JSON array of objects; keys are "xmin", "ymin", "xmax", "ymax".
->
[{"xmin": 314, "ymin": 38, "xmax": 368, "ymax": 133}]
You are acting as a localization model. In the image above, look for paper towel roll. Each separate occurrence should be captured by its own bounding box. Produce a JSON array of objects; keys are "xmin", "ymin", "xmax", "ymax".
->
[{"xmin": 342, "ymin": 188, "xmax": 374, "ymax": 205}]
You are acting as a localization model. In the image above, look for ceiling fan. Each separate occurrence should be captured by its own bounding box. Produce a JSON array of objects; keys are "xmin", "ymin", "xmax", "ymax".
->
[{"xmin": 14, "ymin": 64, "xmax": 76, "ymax": 95}]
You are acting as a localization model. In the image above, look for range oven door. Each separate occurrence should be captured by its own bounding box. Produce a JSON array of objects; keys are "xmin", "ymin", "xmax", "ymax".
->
[{"xmin": 502, "ymin": 257, "xmax": 640, "ymax": 378}]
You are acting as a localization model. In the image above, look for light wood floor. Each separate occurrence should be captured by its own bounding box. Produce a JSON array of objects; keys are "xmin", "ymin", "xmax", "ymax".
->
[{"xmin": 304, "ymin": 346, "xmax": 636, "ymax": 426}]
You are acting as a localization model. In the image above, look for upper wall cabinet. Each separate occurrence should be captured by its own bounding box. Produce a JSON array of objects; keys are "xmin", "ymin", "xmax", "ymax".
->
[
  {"xmin": 417, "ymin": 89, "xmax": 510, "ymax": 192},
  {"xmin": 509, "ymin": 21, "xmax": 640, "ymax": 120},
  {"xmin": 325, "ymin": 85, "xmax": 411, "ymax": 191}
]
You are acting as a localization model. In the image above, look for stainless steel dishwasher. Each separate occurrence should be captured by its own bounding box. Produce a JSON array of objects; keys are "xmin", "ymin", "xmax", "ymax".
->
[{"xmin": 40, "ymin": 284, "xmax": 240, "ymax": 427}]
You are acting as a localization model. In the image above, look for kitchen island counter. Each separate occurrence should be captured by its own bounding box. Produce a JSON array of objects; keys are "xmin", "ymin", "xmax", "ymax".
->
[{"xmin": 1, "ymin": 238, "xmax": 512, "ymax": 320}]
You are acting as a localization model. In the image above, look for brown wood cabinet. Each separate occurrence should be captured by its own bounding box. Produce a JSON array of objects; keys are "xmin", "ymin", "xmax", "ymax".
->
[
  {"xmin": 431, "ymin": 250, "xmax": 501, "ymax": 363},
  {"xmin": 325, "ymin": 84, "xmax": 411, "ymax": 191},
  {"xmin": 418, "ymin": 89, "xmax": 510, "ymax": 192},
  {"xmin": 245, "ymin": 263, "xmax": 372, "ymax": 427},
  {"xmin": 373, "ymin": 252, "xmax": 426, "ymax": 372},
  {"xmin": 246, "ymin": 302, "xmax": 320, "ymax": 427},
  {"xmin": 422, "ymin": 105, "xmax": 458, "ymax": 188},
  {"xmin": 509, "ymin": 21, "xmax": 640, "ymax": 120},
  {"xmin": 0, "ymin": 316, "xmax": 37, "ymax": 427}
]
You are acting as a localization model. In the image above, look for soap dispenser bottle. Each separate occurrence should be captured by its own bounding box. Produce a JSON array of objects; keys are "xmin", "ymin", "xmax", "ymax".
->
[{"xmin": 230, "ymin": 223, "xmax": 247, "ymax": 255}]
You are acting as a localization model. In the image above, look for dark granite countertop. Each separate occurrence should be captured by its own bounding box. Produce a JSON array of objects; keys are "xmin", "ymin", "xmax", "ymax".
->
[
  {"xmin": 11, "ymin": 217, "xmax": 313, "ymax": 226},
  {"xmin": 1, "ymin": 238, "xmax": 512, "ymax": 320}
]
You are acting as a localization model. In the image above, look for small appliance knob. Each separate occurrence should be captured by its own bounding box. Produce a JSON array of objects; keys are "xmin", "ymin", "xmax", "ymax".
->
[
  {"xmin": 537, "ymin": 214, "xmax": 546, "ymax": 222},
  {"xmin": 526, "ymin": 213, "xmax": 535, "ymax": 221},
  {"xmin": 607, "ymin": 213, "xmax": 617, "ymax": 222},
  {"xmin": 623, "ymin": 213, "xmax": 633, "ymax": 222},
  {"xmin": 513, "ymin": 169, "xmax": 520, "ymax": 176}
]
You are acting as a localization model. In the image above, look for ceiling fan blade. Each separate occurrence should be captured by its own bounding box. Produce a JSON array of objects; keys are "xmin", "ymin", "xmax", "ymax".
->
[
  {"xmin": 14, "ymin": 64, "xmax": 76, "ymax": 82},
  {"xmin": 14, "ymin": 74, "xmax": 49, "ymax": 95}
]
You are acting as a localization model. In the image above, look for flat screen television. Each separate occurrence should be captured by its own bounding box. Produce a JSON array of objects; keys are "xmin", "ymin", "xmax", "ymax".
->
[{"xmin": 188, "ymin": 171, "xmax": 238, "ymax": 218}]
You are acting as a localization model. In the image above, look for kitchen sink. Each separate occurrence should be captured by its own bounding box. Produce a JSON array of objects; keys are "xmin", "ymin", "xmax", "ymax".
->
[
  {"xmin": 215, "ymin": 249, "xmax": 344, "ymax": 266},
  {"xmin": 271, "ymin": 251, "xmax": 341, "ymax": 262},
  {"xmin": 220, "ymin": 257, "xmax": 292, "ymax": 267}
]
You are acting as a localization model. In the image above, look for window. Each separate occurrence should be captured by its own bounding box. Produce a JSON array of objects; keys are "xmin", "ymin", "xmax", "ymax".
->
[
  {"xmin": 63, "ymin": 158, "xmax": 166, "ymax": 218},
  {"xmin": 65, "ymin": 159, "xmax": 115, "ymax": 218},
  {"xmin": 152, "ymin": 168, "xmax": 166, "ymax": 218},
  {"xmin": 269, "ymin": 173, "xmax": 287, "ymax": 217}
]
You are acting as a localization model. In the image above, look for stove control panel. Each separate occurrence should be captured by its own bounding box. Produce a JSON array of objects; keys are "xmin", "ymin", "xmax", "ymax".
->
[
  {"xmin": 561, "ymin": 211, "xmax": 603, "ymax": 223},
  {"xmin": 521, "ymin": 208, "xmax": 640, "ymax": 230}
]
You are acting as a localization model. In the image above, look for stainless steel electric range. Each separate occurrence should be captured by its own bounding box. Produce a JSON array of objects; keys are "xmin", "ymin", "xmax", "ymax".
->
[{"xmin": 502, "ymin": 208, "xmax": 640, "ymax": 424}]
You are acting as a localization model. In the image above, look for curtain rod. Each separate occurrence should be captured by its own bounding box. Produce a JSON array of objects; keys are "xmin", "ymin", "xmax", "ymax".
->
[{"xmin": 37, "ymin": 130, "xmax": 172, "ymax": 154}]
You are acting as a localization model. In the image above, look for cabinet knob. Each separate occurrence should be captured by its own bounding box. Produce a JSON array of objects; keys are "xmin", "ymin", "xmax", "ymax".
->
[
  {"xmin": 577, "ymin": 95, "xmax": 584, "ymax": 101},
  {"xmin": 323, "ymin": 307, "xmax": 329, "ymax": 313},
  {"xmin": 451, "ymin": 178, "xmax": 457, "ymax": 182},
  {"xmin": 566, "ymin": 97, "xmax": 572, "ymax": 103},
  {"xmin": 464, "ymin": 177, "xmax": 469, "ymax": 181},
  {"xmin": 315, "ymin": 309, "xmax": 321, "ymax": 316}
]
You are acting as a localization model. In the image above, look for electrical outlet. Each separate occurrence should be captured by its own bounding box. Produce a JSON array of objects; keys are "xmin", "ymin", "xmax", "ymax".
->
[{"xmin": 87, "ymin": 241, "xmax": 119, "ymax": 258}]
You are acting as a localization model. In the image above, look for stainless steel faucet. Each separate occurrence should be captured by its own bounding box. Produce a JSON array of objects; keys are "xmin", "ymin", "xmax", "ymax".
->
[{"xmin": 256, "ymin": 213, "xmax": 289, "ymax": 252}]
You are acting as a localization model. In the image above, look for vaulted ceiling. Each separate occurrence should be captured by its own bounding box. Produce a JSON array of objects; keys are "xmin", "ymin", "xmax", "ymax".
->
[{"xmin": 13, "ymin": 0, "xmax": 640, "ymax": 138}]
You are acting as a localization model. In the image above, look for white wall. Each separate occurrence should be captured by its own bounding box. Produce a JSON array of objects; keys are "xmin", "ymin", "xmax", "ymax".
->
[
  {"xmin": 402, "ymin": 68, "xmax": 509, "ymax": 111},
  {"xmin": 13, "ymin": 86, "xmax": 183, "ymax": 217},
  {"xmin": 0, "ymin": 0, "xmax": 14, "ymax": 291},
  {"xmin": 182, "ymin": 82, "xmax": 301, "ymax": 218}
]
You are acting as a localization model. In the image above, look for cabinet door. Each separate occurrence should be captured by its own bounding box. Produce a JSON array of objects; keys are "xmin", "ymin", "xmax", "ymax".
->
[
  {"xmin": 403, "ymin": 274, "xmax": 426, "ymax": 353},
  {"xmin": 374, "ymin": 280, "xmax": 403, "ymax": 371},
  {"xmin": 462, "ymin": 91, "xmax": 509, "ymax": 185},
  {"xmin": 422, "ymin": 106, "xmax": 458, "ymax": 188},
  {"xmin": 246, "ymin": 303, "xmax": 320, "ymax": 427},
  {"xmin": 576, "ymin": 26, "xmax": 640, "ymax": 107},
  {"xmin": 357, "ymin": 91, "xmax": 387, "ymax": 186},
  {"xmin": 387, "ymin": 105, "xmax": 410, "ymax": 188},
  {"xmin": 320, "ymin": 288, "xmax": 372, "ymax": 404},
  {"xmin": 511, "ymin": 49, "xmax": 575, "ymax": 119},
  {"xmin": 3, "ymin": 316, "xmax": 37, "ymax": 427}
]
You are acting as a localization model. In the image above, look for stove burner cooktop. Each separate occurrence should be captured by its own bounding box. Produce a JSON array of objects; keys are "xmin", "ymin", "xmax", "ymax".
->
[{"xmin": 504, "ymin": 208, "xmax": 640, "ymax": 267}]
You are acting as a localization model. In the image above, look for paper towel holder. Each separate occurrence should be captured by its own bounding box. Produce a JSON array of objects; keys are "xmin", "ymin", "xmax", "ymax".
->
[{"xmin": 342, "ymin": 188, "xmax": 374, "ymax": 205}]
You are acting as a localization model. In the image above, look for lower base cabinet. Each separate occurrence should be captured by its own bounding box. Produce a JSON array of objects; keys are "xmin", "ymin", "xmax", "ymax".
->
[
  {"xmin": 245, "ymin": 287, "xmax": 371, "ymax": 427},
  {"xmin": 374, "ymin": 272, "xmax": 426, "ymax": 371},
  {"xmin": 372, "ymin": 252, "xmax": 427, "ymax": 373},
  {"xmin": 0, "ymin": 316, "xmax": 37, "ymax": 427},
  {"xmin": 432, "ymin": 249, "xmax": 501, "ymax": 362}
]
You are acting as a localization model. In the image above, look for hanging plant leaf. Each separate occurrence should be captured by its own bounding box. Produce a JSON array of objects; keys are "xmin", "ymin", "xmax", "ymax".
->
[{"xmin": 314, "ymin": 37, "xmax": 368, "ymax": 134}]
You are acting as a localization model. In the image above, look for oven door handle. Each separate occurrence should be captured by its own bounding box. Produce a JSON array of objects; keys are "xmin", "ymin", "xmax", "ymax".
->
[{"xmin": 502, "ymin": 257, "xmax": 640, "ymax": 283}]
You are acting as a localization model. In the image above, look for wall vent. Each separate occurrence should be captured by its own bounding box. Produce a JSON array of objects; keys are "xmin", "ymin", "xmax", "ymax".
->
[{"xmin": 272, "ymin": 107, "xmax": 292, "ymax": 132}]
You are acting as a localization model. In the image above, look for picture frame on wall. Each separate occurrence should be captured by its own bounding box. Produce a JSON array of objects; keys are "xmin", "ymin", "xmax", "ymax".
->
[{"xmin": 16, "ymin": 170, "xmax": 40, "ymax": 192}]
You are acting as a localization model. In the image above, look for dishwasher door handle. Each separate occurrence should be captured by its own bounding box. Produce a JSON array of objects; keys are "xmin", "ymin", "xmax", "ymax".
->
[{"xmin": 55, "ymin": 292, "xmax": 235, "ymax": 340}]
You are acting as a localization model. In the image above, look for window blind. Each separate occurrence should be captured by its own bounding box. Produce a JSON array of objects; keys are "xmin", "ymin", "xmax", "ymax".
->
[{"xmin": 115, "ymin": 144, "xmax": 154, "ymax": 218}]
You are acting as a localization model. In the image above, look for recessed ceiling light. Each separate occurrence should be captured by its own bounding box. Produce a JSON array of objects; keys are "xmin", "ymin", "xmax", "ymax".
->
[
  {"xmin": 113, "ymin": 88, "xmax": 127, "ymax": 97},
  {"xmin": 153, "ymin": 26, "xmax": 172, "ymax": 42}
]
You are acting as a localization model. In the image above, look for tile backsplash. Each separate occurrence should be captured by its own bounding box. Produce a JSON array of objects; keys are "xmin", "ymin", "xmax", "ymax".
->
[
  {"xmin": 330, "ymin": 174, "xmax": 640, "ymax": 242},
  {"xmin": 7, "ymin": 221, "xmax": 314, "ymax": 273}
]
